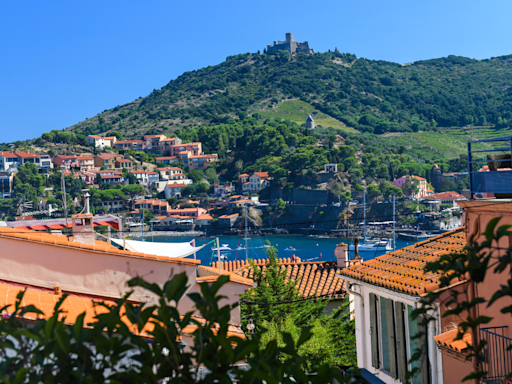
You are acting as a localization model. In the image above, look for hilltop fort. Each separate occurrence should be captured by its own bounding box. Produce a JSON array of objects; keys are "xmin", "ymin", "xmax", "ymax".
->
[{"xmin": 266, "ymin": 33, "xmax": 314, "ymax": 55}]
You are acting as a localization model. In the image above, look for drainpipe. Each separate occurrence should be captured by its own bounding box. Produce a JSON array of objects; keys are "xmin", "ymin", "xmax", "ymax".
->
[
  {"xmin": 469, "ymin": 280, "xmax": 479, "ymax": 384},
  {"xmin": 427, "ymin": 317, "xmax": 438, "ymax": 384},
  {"xmin": 344, "ymin": 279, "xmax": 365, "ymax": 368}
]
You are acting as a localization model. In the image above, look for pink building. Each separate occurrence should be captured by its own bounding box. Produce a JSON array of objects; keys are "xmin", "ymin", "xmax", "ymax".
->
[{"xmin": 392, "ymin": 175, "xmax": 427, "ymax": 198}]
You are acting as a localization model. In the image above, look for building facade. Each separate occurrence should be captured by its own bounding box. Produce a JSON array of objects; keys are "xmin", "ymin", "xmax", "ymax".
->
[{"xmin": 266, "ymin": 33, "xmax": 313, "ymax": 55}]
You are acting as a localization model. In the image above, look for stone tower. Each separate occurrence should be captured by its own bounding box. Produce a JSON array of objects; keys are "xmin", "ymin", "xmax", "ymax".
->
[
  {"xmin": 306, "ymin": 114, "xmax": 315, "ymax": 129},
  {"xmin": 286, "ymin": 32, "xmax": 293, "ymax": 43}
]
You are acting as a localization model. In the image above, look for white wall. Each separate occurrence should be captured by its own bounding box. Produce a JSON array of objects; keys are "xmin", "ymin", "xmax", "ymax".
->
[{"xmin": 347, "ymin": 280, "xmax": 442, "ymax": 384}]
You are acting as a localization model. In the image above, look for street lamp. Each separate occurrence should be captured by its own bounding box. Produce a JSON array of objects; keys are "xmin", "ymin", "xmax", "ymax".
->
[{"xmin": 247, "ymin": 318, "xmax": 255, "ymax": 335}]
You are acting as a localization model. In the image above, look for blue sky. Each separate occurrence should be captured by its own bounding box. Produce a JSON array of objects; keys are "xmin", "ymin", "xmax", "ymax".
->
[{"xmin": 2, "ymin": 0, "xmax": 512, "ymax": 143}]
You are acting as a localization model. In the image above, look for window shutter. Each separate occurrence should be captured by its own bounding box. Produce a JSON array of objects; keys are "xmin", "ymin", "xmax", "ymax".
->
[
  {"xmin": 386, "ymin": 299, "xmax": 398, "ymax": 379},
  {"xmin": 369, "ymin": 293, "xmax": 380, "ymax": 369},
  {"xmin": 395, "ymin": 302, "xmax": 407, "ymax": 383},
  {"xmin": 417, "ymin": 315, "xmax": 430, "ymax": 384}
]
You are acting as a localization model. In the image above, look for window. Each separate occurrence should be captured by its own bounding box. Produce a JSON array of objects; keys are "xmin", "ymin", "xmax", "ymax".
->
[{"xmin": 369, "ymin": 294, "xmax": 429, "ymax": 383}]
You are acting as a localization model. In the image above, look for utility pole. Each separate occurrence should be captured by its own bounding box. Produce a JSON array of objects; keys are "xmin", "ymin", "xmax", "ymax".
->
[{"xmin": 244, "ymin": 201, "xmax": 248, "ymax": 261}]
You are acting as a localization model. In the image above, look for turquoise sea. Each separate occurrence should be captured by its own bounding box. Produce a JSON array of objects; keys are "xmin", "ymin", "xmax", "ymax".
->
[{"xmin": 145, "ymin": 234, "xmax": 419, "ymax": 266}]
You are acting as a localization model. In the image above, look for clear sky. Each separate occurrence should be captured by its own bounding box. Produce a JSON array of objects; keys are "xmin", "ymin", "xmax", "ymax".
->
[{"xmin": 2, "ymin": 0, "xmax": 512, "ymax": 143}]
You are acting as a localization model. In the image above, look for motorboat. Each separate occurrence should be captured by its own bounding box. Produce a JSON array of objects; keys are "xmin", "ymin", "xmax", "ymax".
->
[
  {"xmin": 212, "ymin": 244, "xmax": 232, "ymax": 253},
  {"xmin": 213, "ymin": 253, "xmax": 228, "ymax": 260},
  {"xmin": 258, "ymin": 244, "xmax": 272, "ymax": 249},
  {"xmin": 236, "ymin": 245, "xmax": 246, "ymax": 251},
  {"xmin": 349, "ymin": 240, "xmax": 392, "ymax": 252},
  {"xmin": 284, "ymin": 246, "xmax": 296, "ymax": 251}
]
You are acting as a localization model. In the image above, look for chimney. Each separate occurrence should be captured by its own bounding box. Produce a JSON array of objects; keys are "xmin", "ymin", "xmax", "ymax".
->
[
  {"xmin": 72, "ymin": 191, "xmax": 95, "ymax": 245},
  {"xmin": 334, "ymin": 243, "xmax": 348, "ymax": 268}
]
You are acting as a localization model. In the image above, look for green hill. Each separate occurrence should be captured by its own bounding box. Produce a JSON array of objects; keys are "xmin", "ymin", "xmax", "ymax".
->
[{"xmin": 64, "ymin": 50, "xmax": 512, "ymax": 139}]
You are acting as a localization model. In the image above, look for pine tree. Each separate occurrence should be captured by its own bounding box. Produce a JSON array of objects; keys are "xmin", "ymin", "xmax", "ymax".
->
[{"xmin": 241, "ymin": 247, "xmax": 326, "ymax": 331}]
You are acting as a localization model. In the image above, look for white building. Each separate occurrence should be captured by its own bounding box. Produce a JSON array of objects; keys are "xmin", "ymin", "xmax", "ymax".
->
[
  {"xmin": 164, "ymin": 183, "xmax": 189, "ymax": 198},
  {"xmin": 87, "ymin": 135, "xmax": 117, "ymax": 148},
  {"xmin": 242, "ymin": 172, "xmax": 270, "ymax": 194},
  {"xmin": 336, "ymin": 229, "xmax": 466, "ymax": 384}
]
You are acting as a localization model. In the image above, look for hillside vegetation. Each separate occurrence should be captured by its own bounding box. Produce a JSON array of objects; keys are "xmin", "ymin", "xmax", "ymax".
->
[{"xmin": 61, "ymin": 50, "xmax": 512, "ymax": 139}]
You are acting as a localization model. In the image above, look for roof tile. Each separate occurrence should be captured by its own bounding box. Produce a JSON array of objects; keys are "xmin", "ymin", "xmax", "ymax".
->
[{"xmin": 338, "ymin": 228, "xmax": 466, "ymax": 296}]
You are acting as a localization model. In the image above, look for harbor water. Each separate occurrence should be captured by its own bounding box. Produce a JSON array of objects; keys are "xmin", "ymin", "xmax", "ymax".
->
[{"xmin": 144, "ymin": 234, "xmax": 420, "ymax": 266}]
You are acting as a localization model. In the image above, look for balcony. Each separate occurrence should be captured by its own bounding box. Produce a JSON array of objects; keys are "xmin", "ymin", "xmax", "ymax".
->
[
  {"xmin": 479, "ymin": 326, "xmax": 512, "ymax": 383},
  {"xmin": 468, "ymin": 136, "xmax": 512, "ymax": 198}
]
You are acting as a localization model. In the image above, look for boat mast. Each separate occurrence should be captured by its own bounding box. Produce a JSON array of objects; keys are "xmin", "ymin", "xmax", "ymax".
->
[
  {"xmin": 393, "ymin": 195, "xmax": 396, "ymax": 251},
  {"xmin": 61, "ymin": 166, "xmax": 69, "ymax": 237},
  {"xmin": 141, "ymin": 201, "xmax": 145, "ymax": 241},
  {"xmin": 244, "ymin": 201, "xmax": 248, "ymax": 261},
  {"xmin": 363, "ymin": 186, "xmax": 367, "ymax": 243}
]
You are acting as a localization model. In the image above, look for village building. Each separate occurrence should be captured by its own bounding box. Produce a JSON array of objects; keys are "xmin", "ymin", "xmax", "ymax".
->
[
  {"xmin": 164, "ymin": 183, "xmax": 189, "ymax": 198},
  {"xmin": 54, "ymin": 155, "xmax": 94, "ymax": 170},
  {"xmin": 242, "ymin": 172, "xmax": 271, "ymax": 194},
  {"xmin": 115, "ymin": 139, "xmax": 147, "ymax": 151},
  {"xmin": 0, "ymin": 208, "xmax": 253, "ymax": 350},
  {"xmin": 195, "ymin": 213, "xmax": 213, "ymax": 228},
  {"xmin": 134, "ymin": 199, "xmax": 171, "ymax": 216},
  {"xmin": 155, "ymin": 156, "xmax": 180, "ymax": 165},
  {"xmin": 129, "ymin": 170, "xmax": 159, "ymax": 185},
  {"xmin": 87, "ymin": 135, "xmax": 117, "ymax": 148},
  {"xmin": 214, "ymin": 183, "xmax": 235, "ymax": 198},
  {"xmin": 0, "ymin": 172, "xmax": 14, "ymax": 198},
  {"xmin": 94, "ymin": 153, "xmax": 129, "ymax": 169},
  {"xmin": 337, "ymin": 230, "xmax": 466, "ymax": 383},
  {"xmin": 419, "ymin": 191, "xmax": 466, "ymax": 207},
  {"xmin": 218, "ymin": 213, "xmax": 239, "ymax": 228},
  {"xmin": 392, "ymin": 175, "xmax": 428, "ymax": 199},
  {"xmin": 0, "ymin": 152, "xmax": 54, "ymax": 173}
]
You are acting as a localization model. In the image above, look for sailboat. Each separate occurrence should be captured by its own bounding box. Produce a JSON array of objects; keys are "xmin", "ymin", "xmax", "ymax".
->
[{"xmin": 349, "ymin": 187, "xmax": 394, "ymax": 253}]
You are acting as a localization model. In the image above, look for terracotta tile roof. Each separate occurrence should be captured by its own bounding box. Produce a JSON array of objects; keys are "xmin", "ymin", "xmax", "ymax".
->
[
  {"xmin": 168, "ymin": 208, "xmax": 201, "ymax": 213},
  {"xmin": 96, "ymin": 153, "xmax": 122, "ymax": 160},
  {"xmin": 0, "ymin": 227, "xmax": 200, "ymax": 266},
  {"xmin": 0, "ymin": 278, "xmax": 244, "ymax": 340},
  {"xmin": 197, "ymin": 265, "xmax": 255, "ymax": 287},
  {"xmin": 422, "ymin": 192, "xmax": 466, "ymax": 201},
  {"xmin": 254, "ymin": 172, "xmax": 269, "ymax": 178},
  {"xmin": 339, "ymin": 228, "xmax": 466, "ymax": 296},
  {"xmin": 157, "ymin": 167, "xmax": 182, "ymax": 171},
  {"xmin": 213, "ymin": 258, "xmax": 345, "ymax": 299},
  {"xmin": 219, "ymin": 214, "xmax": 239, "ymax": 219},
  {"xmin": 239, "ymin": 174, "xmax": 249, "ymax": 177},
  {"xmin": 411, "ymin": 175, "xmax": 426, "ymax": 181},
  {"xmin": 0, "ymin": 152, "xmax": 16, "ymax": 157},
  {"xmin": 166, "ymin": 184, "xmax": 188, "ymax": 188},
  {"xmin": 15, "ymin": 152, "xmax": 39, "ymax": 158},
  {"xmin": 196, "ymin": 214, "xmax": 213, "ymax": 220},
  {"xmin": 433, "ymin": 329, "xmax": 471, "ymax": 362}
]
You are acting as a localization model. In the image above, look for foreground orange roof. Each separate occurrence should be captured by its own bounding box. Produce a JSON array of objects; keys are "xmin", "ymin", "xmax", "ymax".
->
[
  {"xmin": 0, "ymin": 278, "xmax": 244, "ymax": 340},
  {"xmin": 338, "ymin": 228, "xmax": 466, "ymax": 296},
  {"xmin": 214, "ymin": 258, "xmax": 345, "ymax": 299},
  {"xmin": 0, "ymin": 227, "xmax": 200, "ymax": 266}
]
